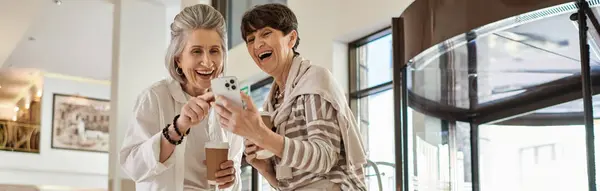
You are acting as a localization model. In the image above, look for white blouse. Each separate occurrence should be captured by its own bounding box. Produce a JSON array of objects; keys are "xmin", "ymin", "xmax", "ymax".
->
[{"xmin": 119, "ymin": 79, "xmax": 244, "ymax": 191}]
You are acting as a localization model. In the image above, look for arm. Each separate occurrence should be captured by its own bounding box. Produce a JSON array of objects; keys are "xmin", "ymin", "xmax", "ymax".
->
[
  {"xmin": 257, "ymin": 163, "xmax": 279, "ymax": 189},
  {"xmin": 258, "ymin": 95, "xmax": 342, "ymax": 174},
  {"xmin": 119, "ymin": 90, "xmax": 179, "ymax": 182},
  {"xmin": 224, "ymin": 127, "xmax": 245, "ymax": 191}
]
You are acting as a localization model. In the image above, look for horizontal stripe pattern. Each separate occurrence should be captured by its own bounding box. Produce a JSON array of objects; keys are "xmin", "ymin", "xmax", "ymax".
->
[{"xmin": 272, "ymin": 94, "xmax": 366, "ymax": 190}]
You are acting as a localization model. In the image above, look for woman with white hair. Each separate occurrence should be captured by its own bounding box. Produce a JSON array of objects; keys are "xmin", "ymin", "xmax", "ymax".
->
[{"xmin": 119, "ymin": 4, "xmax": 243, "ymax": 191}]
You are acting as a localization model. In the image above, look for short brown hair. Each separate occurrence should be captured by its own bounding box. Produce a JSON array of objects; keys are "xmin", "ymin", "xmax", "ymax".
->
[{"xmin": 240, "ymin": 3, "xmax": 300, "ymax": 55}]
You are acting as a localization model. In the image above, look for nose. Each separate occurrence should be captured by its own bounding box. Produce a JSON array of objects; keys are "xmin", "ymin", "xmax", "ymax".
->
[
  {"xmin": 253, "ymin": 37, "xmax": 265, "ymax": 49},
  {"xmin": 200, "ymin": 52, "xmax": 211, "ymax": 67}
]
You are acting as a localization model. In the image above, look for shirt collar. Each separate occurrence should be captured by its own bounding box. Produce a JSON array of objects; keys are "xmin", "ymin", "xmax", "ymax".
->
[{"xmin": 168, "ymin": 79, "xmax": 188, "ymax": 104}]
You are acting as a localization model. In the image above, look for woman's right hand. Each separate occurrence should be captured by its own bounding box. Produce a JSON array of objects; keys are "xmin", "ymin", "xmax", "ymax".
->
[
  {"xmin": 176, "ymin": 92, "xmax": 214, "ymax": 130},
  {"xmin": 244, "ymin": 139, "xmax": 273, "ymax": 173}
]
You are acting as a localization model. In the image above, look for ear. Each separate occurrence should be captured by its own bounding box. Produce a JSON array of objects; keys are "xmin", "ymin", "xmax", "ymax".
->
[
  {"xmin": 175, "ymin": 56, "xmax": 182, "ymax": 68},
  {"xmin": 287, "ymin": 30, "xmax": 298, "ymax": 49}
]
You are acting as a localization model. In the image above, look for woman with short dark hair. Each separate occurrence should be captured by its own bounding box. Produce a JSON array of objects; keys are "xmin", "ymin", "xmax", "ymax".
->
[{"xmin": 214, "ymin": 3, "xmax": 367, "ymax": 191}]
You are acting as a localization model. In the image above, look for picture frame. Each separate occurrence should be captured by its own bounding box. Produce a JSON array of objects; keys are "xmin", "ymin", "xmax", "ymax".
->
[{"xmin": 51, "ymin": 93, "xmax": 110, "ymax": 153}]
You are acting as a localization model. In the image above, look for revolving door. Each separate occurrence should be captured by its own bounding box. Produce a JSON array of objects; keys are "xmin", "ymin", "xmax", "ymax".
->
[{"xmin": 394, "ymin": 0, "xmax": 600, "ymax": 190}]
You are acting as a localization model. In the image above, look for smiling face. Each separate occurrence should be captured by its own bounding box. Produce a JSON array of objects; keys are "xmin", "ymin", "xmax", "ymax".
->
[
  {"xmin": 245, "ymin": 27, "xmax": 297, "ymax": 75},
  {"xmin": 177, "ymin": 29, "xmax": 224, "ymax": 91}
]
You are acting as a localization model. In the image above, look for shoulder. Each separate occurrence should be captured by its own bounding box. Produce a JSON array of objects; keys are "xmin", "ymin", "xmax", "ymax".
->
[
  {"xmin": 303, "ymin": 64, "xmax": 334, "ymax": 80},
  {"xmin": 293, "ymin": 63, "xmax": 336, "ymax": 89},
  {"xmin": 134, "ymin": 79, "xmax": 175, "ymax": 108}
]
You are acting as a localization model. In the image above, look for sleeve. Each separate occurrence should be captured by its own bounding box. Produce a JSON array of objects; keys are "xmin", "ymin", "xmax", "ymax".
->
[
  {"xmin": 224, "ymin": 130, "xmax": 245, "ymax": 191},
  {"xmin": 119, "ymin": 89, "xmax": 177, "ymax": 182},
  {"xmin": 279, "ymin": 94, "xmax": 342, "ymax": 174}
]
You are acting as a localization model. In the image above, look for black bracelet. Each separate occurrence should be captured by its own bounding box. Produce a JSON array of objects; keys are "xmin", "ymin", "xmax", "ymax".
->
[
  {"xmin": 162, "ymin": 124, "xmax": 183, "ymax": 145},
  {"xmin": 172, "ymin": 115, "xmax": 191, "ymax": 137}
]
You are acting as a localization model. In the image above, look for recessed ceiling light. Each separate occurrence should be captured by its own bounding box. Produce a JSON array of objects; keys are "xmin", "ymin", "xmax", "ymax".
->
[
  {"xmin": 28, "ymin": 37, "xmax": 36, "ymax": 41},
  {"xmin": 54, "ymin": 0, "xmax": 62, "ymax": 5}
]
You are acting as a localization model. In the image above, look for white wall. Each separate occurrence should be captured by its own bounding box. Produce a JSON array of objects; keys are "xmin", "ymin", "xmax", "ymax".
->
[
  {"xmin": 0, "ymin": 75, "xmax": 110, "ymax": 190},
  {"xmin": 227, "ymin": 0, "xmax": 414, "ymax": 92},
  {"xmin": 109, "ymin": 1, "xmax": 170, "ymax": 189}
]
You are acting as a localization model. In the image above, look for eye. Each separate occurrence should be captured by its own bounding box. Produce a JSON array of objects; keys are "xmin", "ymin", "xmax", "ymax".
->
[
  {"xmin": 263, "ymin": 31, "xmax": 271, "ymax": 37},
  {"xmin": 247, "ymin": 37, "xmax": 255, "ymax": 43},
  {"xmin": 210, "ymin": 48, "xmax": 220, "ymax": 54},
  {"xmin": 192, "ymin": 49, "xmax": 202, "ymax": 54}
]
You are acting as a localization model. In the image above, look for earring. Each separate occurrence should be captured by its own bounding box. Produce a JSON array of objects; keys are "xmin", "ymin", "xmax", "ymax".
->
[{"xmin": 176, "ymin": 66, "xmax": 183, "ymax": 75}]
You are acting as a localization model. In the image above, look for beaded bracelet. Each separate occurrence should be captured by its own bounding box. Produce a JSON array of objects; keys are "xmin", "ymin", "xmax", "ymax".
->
[
  {"xmin": 172, "ymin": 114, "xmax": 190, "ymax": 136},
  {"xmin": 162, "ymin": 124, "xmax": 183, "ymax": 145}
]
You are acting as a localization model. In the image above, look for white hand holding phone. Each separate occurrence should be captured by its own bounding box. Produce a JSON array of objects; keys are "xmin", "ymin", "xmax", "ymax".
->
[
  {"xmin": 211, "ymin": 76, "xmax": 244, "ymax": 108},
  {"xmin": 212, "ymin": 76, "xmax": 274, "ymax": 159}
]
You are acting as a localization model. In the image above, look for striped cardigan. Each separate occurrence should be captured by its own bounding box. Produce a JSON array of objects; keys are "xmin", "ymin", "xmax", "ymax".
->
[{"xmin": 268, "ymin": 93, "xmax": 367, "ymax": 190}]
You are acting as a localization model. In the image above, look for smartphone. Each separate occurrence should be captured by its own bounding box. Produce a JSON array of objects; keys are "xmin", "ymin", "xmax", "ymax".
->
[{"xmin": 211, "ymin": 76, "xmax": 244, "ymax": 108}]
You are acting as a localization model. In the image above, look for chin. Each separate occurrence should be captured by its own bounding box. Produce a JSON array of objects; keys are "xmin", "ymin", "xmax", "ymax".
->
[{"xmin": 194, "ymin": 80, "xmax": 212, "ymax": 90}]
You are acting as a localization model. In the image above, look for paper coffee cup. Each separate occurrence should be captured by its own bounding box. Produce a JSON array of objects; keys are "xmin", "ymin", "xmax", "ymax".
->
[{"xmin": 205, "ymin": 142, "xmax": 229, "ymax": 185}]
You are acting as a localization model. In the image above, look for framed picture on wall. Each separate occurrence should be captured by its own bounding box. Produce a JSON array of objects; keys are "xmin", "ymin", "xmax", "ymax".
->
[{"xmin": 51, "ymin": 93, "xmax": 110, "ymax": 153}]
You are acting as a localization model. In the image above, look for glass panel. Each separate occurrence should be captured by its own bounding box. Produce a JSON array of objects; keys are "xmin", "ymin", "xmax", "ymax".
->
[
  {"xmin": 475, "ymin": 11, "xmax": 582, "ymax": 104},
  {"xmin": 478, "ymin": 123, "xmax": 587, "ymax": 191},
  {"xmin": 406, "ymin": 108, "xmax": 451, "ymax": 191},
  {"xmin": 357, "ymin": 89, "xmax": 396, "ymax": 191},
  {"xmin": 454, "ymin": 122, "xmax": 472, "ymax": 191},
  {"xmin": 356, "ymin": 34, "xmax": 393, "ymax": 90},
  {"xmin": 408, "ymin": 9, "xmax": 589, "ymax": 108}
]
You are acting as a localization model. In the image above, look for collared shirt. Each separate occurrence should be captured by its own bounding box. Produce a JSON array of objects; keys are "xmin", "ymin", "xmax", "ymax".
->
[{"xmin": 119, "ymin": 79, "xmax": 244, "ymax": 191}]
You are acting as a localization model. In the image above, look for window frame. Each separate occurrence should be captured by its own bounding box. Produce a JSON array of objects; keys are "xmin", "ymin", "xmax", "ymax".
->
[
  {"xmin": 348, "ymin": 27, "xmax": 395, "ymax": 190},
  {"xmin": 348, "ymin": 27, "xmax": 393, "ymax": 121},
  {"xmin": 348, "ymin": 27, "xmax": 393, "ymax": 99}
]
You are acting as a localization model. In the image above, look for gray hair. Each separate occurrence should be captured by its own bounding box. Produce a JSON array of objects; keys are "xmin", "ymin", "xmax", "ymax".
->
[{"xmin": 166, "ymin": 4, "xmax": 228, "ymax": 84}]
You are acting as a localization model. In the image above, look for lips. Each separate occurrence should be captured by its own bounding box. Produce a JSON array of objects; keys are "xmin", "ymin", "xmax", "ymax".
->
[
  {"xmin": 196, "ymin": 69, "xmax": 214, "ymax": 76},
  {"xmin": 258, "ymin": 51, "xmax": 273, "ymax": 61}
]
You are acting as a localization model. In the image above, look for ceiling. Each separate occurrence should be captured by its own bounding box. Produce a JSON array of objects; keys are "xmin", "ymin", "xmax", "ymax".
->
[
  {"xmin": 2, "ymin": 0, "xmax": 114, "ymax": 81},
  {"xmin": 0, "ymin": 0, "xmax": 43, "ymax": 69}
]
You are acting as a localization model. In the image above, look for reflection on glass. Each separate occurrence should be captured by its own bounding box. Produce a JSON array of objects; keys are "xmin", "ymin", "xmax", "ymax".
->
[
  {"xmin": 407, "ymin": 108, "xmax": 452, "ymax": 191},
  {"xmin": 479, "ymin": 124, "xmax": 588, "ymax": 191}
]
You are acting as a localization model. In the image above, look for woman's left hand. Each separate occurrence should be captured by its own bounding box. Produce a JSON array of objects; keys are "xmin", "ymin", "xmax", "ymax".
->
[
  {"xmin": 205, "ymin": 160, "xmax": 236, "ymax": 188},
  {"xmin": 213, "ymin": 92, "xmax": 268, "ymax": 142}
]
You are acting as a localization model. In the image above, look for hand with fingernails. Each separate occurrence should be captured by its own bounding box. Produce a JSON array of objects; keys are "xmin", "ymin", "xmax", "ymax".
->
[
  {"xmin": 176, "ymin": 91, "xmax": 215, "ymax": 132},
  {"xmin": 212, "ymin": 92, "xmax": 271, "ymax": 144},
  {"xmin": 213, "ymin": 92, "xmax": 281, "ymax": 185},
  {"xmin": 203, "ymin": 160, "xmax": 236, "ymax": 188},
  {"xmin": 243, "ymin": 139, "xmax": 274, "ymax": 174}
]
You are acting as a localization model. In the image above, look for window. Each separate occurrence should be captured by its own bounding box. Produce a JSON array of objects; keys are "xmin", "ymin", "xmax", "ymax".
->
[{"xmin": 349, "ymin": 28, "xmax": 394, "ymax": 191}]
